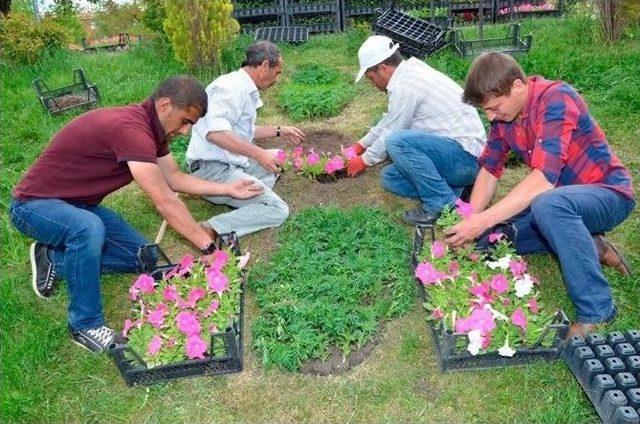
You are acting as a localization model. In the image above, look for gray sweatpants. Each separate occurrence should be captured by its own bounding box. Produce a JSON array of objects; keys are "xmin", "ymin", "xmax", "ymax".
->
[{"xmin": 190, "ymin": 156, "xmax": 289, "ymax": 237}]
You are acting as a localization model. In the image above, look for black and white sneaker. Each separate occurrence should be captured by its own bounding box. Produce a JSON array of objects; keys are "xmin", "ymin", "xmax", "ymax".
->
[
  {"xmin": 70, "ymin": 325, "xmax": 116, "ymax": 354},
  {"xmin": 29, "ymin": 242, "xmax": 57, "ymax": 298}
]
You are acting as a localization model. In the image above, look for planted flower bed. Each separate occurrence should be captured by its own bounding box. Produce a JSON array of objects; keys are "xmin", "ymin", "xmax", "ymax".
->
[
  {"xmin": 251, "ymin": 206, "xmax": 414, "ymax": 373},
  {"xmin": 412, "ymin": 202, "xmax": 569, "ymax": 371},
  {"xmin": 110, "ymin": 233, "xmax": 249, "ymax": 386},
  {"xmin": 275, "ymin": 145, "xmax": 357, "ymax": 183}
]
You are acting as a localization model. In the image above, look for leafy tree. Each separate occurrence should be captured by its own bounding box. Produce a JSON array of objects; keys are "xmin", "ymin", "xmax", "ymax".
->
[
  {"xmin": 93, "ymin": 0, "xmax": 143, "ymax": 37},
  {"xmin": 163, "ymin": 0, "xmax": 239, "ymax": 69},
  {"xmin": 140, "ymin": 0, "xmax": 166, "ymax": 36}
]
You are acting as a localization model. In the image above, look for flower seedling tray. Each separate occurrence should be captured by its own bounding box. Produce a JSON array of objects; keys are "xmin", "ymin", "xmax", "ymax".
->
[
  {"xmin": 33, "ymin": 69, "xmax": 100, "ymax": 115},
  {"xmin": 373, "ymin": 8, "xmax": 449, "ymax": 57},
  {"xmin": 111, "ymin": 233, "xmax": 245, "ymax": 386},
  {"xmin": 254, "ymin": 26, "xmax": 309, "ymax": 43},
  {"xmin": 563, "ymin": 330, "xmax": 640, "ymax": 424},
  {"xmin": 452, "ymin": 22, "xmax": 532, "ymax": 57},
  {"xmin": 82, "ymin": 33, "xmax": 131, "ymax": 52},
  {"xmin": 429, "ymin": 310, "xmax": 569, "ymax": 371},
  {"xmin": 410, "ymin": 225, "xmax": 437, "ymax": 275},
  {"xmin": 315, "ymin": 169, "xmax": 348, "ymax": 183}
]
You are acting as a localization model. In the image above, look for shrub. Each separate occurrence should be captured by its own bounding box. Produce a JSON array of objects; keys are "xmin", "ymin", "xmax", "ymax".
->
[
  {"xmin": 278, "ymin": 63, "xmax": 356, "ymax": 122},
  {"xmin": 0, "ymin": 12, "xmax": 43, "ymax": 65},
  {"xmin": 37, "ymin": 16, "xmax": 69, "ymax": 50},
  {"xmin": 141, "ymin": 0, "xmax": 167, "ymax": 36},
  {"xmin": 163, "ymin": 0, "xmax": 239, "ymax": 69}
]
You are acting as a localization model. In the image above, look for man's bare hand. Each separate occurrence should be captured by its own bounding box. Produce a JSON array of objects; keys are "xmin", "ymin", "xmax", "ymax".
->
[
  {"xmin": 280, "ymin": 126, "xmax": 305, "ymax": 143},
  {"xmin": 444, "ymin": 214, "xmax": 488, "ymax": 247},
  {"xmin": 255, "ymin": 148, "xmax": 280, "ymax": 173},
  {"xmin": 226, "ymin": 179, "xmax": 264, "ymax": 199}
]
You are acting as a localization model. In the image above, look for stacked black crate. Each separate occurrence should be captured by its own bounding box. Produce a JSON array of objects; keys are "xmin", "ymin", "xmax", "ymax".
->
[
  {"xmin": 232, "ymin": 0, "xmax": 286, "ymax": 33},
  {"xmin": 284, "ymin": 0, "xmax": 342, "ymax": 34}
]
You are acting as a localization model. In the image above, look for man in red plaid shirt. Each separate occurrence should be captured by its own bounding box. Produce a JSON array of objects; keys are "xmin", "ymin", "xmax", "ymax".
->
[{"xmin": 445, "ymin": 53, "xmax": 635, "ymax": 338}]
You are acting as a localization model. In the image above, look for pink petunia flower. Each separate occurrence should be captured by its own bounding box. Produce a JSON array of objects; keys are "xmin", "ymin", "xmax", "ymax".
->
[
  {"xmin": 276, "ymin": 149, "xmax": 287, "ymax": 165},
  {"xmin": 293, "ymin": 157, "xmax": 304, "ymax": 171},
  {"xmin": 177, "ymin": 254, "xmax": 194, "ymax": 276},
  {"xmin": 133, "ymin": 274, "xmax": 155, "ymax": 294},
  {"xmin": 528, "ymin": 298, "xmax": 539, "ymax": 314},
  {"xmin": 122, "ymin": 319, "xmax": 134, "ymax": 338},
  {"xmin": 430, "ymin": 240, "xmax": 447, "ymax": 259},
  {"xmin": 509, "ymin": 259, "xmax": 527, "ymax": 278},
  {"xmin": 324, "ymin": 156, "xmax": 345, "ymax": 174},
  {"xmin": 186, "ymin": 287, "xmax": 207, "ymax": 307},
  {"xmin": 511, "ymin": 307, "xmax": 528, "ymax": 331},
  {"xmin": 206, "ymin": 268, "xmax": 229, "ymax": 295},
  {"xmin": 185, "ymin": 334, "xmax": 208, "ymax": 359},
  {"xmin": 147, "ymin": 305, "xmax": 168, "ymax": 328},
  {"xmin": 292, "ymin": 146, "xmax": 304, "ymax": 158},
  {"xmin": 431, "ymin": 308, "xmax": 444, "ymax": 320},
  {"xmin": 341, "ymin": 146, "xmax": 358, "ymax": 160},
  {"xmin": 176, "ymin": 311, "xmax": 201, "ymax": 336},
  {"xmin": 203, "ymin": 299, "xmax": 220, "ymax": 317},
  {"xmin": 209, "ymin": 249, "xmax": 230, "ymax": 271},
  {"xmin": 490, "ymin": 274, "xmax": 509, "ymax": 294},
  {"xmin": 163, "ymin": 284, "xmax": 179, "ymax": 302},
  {"xmin": 129, "ymin": 285, "xmax": 139, "ymax": 301},
  {"xmin": 469, "ymin": 282, "xmax": 490, "ymax": 297},
  {"xmin": 488, "ymin": 232, "xmax": 505, "ymax": 243},
  {"xmin": 307, "ymin": 151, "xmax": 320, "ymax": 165},
  {"xmin": 469, "ymin": 252, "xmax": 480, "ymax": 262},
  {"xmin": 147, "ymin": 335, "xmax": 162, "ymax": 356},
  {"xmin": 454, "ymin": 199, "xmax": 473, "ymax": 219},
  {"xmin": 455, "ymin": 308, "xmax": 496, "ymax": 336},
  {"xmin": 415, "ymin": 262, "xmax": 448, "ymax": 285},
  {"xmin": 448, "ymin": 260, "xmax": 460, "ymax": 278}
]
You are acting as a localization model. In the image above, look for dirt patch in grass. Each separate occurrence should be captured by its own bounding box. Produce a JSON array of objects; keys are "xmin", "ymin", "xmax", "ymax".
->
[{"xmin": 300, "ymin": 335, "xmax": 380, "ymax": 376}]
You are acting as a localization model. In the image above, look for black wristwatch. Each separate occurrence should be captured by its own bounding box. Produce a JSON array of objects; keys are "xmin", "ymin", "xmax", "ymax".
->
[
  {"xmin": 200, "ymin": 241, "xmax": 217, "ymax": 255},
  {"xmin": 276, "ymin": 126, "xmax": 281, "ymax": 137}
]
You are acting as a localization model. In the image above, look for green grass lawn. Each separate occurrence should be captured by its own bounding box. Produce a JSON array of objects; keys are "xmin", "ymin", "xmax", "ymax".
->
[{"xmin": 1, "ymin": 14, "xmax": 639, "ymax": 423}]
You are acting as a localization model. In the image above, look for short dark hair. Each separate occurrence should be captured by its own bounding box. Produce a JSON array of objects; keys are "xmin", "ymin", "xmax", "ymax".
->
[
  {"xmin": 151, "ymin": 75, "xmax": 207, "ymax": 117},
  {"xmin": 462, "ymin": 52, "xmax": 527, "ymax": 107},
  {"xmin": 367, "ymin": 50, "xmax": 403, "ymax": 73},
  {"xmin": 241, "ymin": 41, "xmax": 281, "ymax": 67}
]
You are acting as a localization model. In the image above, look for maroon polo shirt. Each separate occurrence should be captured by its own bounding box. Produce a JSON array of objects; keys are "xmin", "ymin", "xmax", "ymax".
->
[{"xmin": 13, "ymin": 99, "xmax": 169, "ymax": 205}]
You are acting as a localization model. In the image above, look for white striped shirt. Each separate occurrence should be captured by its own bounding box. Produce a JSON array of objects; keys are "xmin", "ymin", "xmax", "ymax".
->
[
  {"xmin": 361, "ymin": 58, "xmax": 487, "ymax": 166},
  {"xmin": 187, "ymin": 68, "xmax": 263, "ymax": 168}
]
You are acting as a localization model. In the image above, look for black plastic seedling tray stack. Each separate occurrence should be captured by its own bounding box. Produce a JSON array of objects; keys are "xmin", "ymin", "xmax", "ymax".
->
[
  {"xmin": 111, "ymin": 233, "xmax": 245, "ymax": 386},
  {"xmin": 563, "ymin": 331, "xmax": 640, "ymax": 424},
  {"xmin": 254, "ymin": 26, "xmax": 310, "ymax": 43},
  {"xmin": 33, "ymin": 69, "xmax": 100, "ymax": 115},
  {"xmin": 452, "ymin": 22, "xmax": 532, "ymax": 57},
  {"xmin": 374, "ymin": 8, "xmax": 448, "ymax": 57}
]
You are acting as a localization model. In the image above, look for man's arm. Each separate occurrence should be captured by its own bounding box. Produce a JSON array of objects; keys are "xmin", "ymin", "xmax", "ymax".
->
[
  {"xmin": 128, "ymin": 160, "xmax": 213, "ymax": 250},
  {"xmin": 254, "ymin": 125, "xmax": 305, "ymax": 143},
  {"xmin": 467, "ymin": 167, "xmax": 499, "ymax": 214},
  {"xmin": 207, "ymin": 130, "xmax": 279, "ymax": 172},
  {"xmin": 445, "ymin": 169, "xmax": 553, "ymax": 246},
  {"xmin": 156, "ymin": 154, "xmax": 263, "ymax": 198}
]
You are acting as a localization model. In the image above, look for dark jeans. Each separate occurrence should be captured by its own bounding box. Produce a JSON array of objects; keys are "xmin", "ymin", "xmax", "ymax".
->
[
  {"xmin": 479, "ymin": 185, "xmax": 635, "ymax": 323},
  {"xmin": 381, "ymin": 130, "xmax": 479, "ymax": 214},
  {"xmin": 9, "ymin": 198, "xmax": 149, "ymax": 330}
]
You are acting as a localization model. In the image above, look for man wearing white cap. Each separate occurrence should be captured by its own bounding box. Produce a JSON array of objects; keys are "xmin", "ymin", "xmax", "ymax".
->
[{"xmin": 347, "ymin": 35, "xmax": 487, "ymax": 225}]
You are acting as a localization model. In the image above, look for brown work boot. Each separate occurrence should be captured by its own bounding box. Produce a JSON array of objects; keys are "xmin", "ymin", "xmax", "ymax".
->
[
  {"xmin": 593, "ymin": 235, "xmax": 632, "ymax": 277},
  {"xmin": 565, "ymin": 322, "xmax": 598, "ymax": 340}
]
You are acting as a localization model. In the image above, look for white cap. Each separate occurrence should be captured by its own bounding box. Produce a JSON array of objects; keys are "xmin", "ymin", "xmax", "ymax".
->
[{"xmin": 355, "ymin": 35, "xmax": 400, "ymax": 83}]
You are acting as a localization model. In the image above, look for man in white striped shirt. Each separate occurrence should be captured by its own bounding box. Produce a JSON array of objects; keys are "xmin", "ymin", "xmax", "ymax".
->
[
  {"xmin": 349, "ymin": 35, "xmax": 487, "ymax": 225},
  {"xmin": 186, "ymin": 41, "xmax": 304, "ymax": 238}
]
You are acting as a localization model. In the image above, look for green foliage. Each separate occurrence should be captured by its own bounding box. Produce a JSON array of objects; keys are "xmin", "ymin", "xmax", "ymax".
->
[
  {"xmin": 163, "ymin": 0, "xmax": 239, "ymax": 69},
  {"xmin": 251, "ymin": 206, "xmax": 414, "ymax": 371},
  {"xmin": 0, "ymin": 12, "xmax": 67, "ymax": 65},
  {"xmin": 278, "ymin": 63, "xmax": 355, "ymax": 122},
  {"xmin": 44, "ymin": 12, "xmax": 85, "ymax": 44},
  {"xmin": 217, "ymin": 33, "xmax": 253, "ymax": 74},
  {"xmin": 141, "ymin": 0, "xmax": 167, "ymax": 36},
  {"xmin": 93, "ymin": 0, "xmax": 143, "ymax": 38}
]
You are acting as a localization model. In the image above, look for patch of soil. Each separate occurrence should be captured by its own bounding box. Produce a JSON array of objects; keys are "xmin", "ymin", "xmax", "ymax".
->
[
  {"xmin": 315, "ymin": 169, "xmax": 347, "ymax": 184},
  {"xmin": 299, "ymin": 335, "xmax": 380, "ymax": 376}
]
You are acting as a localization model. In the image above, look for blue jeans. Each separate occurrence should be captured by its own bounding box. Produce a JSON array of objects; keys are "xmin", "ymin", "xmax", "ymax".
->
[
  {"xmin": 382, "ymin": 130, "xmax": 479, "ymax": 213},
  {"xmin": 478, "ymin": 186, "xmax": 635, "ymax": 324},
  {"xmin": 9, "ymin": 198, "xmax": 149, "ymax": 330}
]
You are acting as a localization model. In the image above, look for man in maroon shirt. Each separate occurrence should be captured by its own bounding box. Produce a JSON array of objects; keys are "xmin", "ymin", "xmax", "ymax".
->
[{"xmin": 9, "ymin": 76, "xmax": 263, "ymax": 353}]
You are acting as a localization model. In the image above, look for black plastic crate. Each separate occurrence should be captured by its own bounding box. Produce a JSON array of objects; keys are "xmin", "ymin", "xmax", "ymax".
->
[
  {"xmin": 563, "ymin": 330, "xmax": 640, "ymax": 423},
  {"xmin": 452, "ymin": 23, "xmax": 532, "ymax": 57},
  {"xmin": 428, "ymin": 310, "xmax": 569, "ymax": 371},
  {"xmin": 110, "ymin": 233, "xmax": 245, "ymax": 386},
  {"xmin": 286, "ymin": 1, "xmax": 338, "ymax": 14},
  {"xmin": 254, "ymin": 26, "xmax": 310, "ymax": 43},
  {"xmin": 233, "ymin": 5, "xmax": 284, "ymax": 19},
  {"xmin": 410, "ymin": 224, "xmax": 436, "ymax": 273},
  {"xmin": 373, "ymin": 8, "xmax": 448, "ymax": 57},
  {"xmin": 33, "ymin": 69, "xmax": 101, "ymax": 116}
]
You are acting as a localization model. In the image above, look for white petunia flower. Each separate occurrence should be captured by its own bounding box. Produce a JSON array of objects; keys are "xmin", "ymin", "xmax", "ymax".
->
[
  {"xmin": 484, "ymin": 304, "xmax": 509, "ymax": 321},
  {"xmin": 467, "ymin": 330, "xmax": 483, "ymax": 355},
  {"xmin": 514, "ymin": 273, "xmax": 534, "ymax": 298},
  {"xmin": 486, "ymin": 254, "xmax": 512, "ymax": 271},
  {"xmin": 498, "ymin": 338, "xmax": 516, "ymax": 357},
  {"xmin": 237, "ymin": 251, "xmax": 251, "ymax": 269}
]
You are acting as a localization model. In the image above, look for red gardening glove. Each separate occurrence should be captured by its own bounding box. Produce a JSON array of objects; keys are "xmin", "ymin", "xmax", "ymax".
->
[
  {"xmin": 347, "ymin": 155, "xmax": 367, "ymax": 177},
  {"xmin": 350, "ymin": 143, "xmax": 366, "ymax": 156}
]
